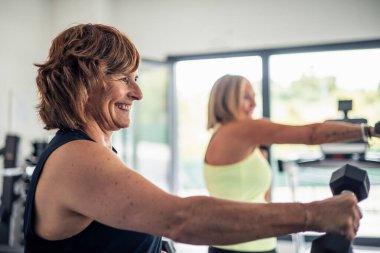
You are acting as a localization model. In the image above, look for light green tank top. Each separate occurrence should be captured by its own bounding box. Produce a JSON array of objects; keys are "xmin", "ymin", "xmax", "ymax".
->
[{"xmin": 204, "ymin": 148, "xmax": 276, "ymax": 252}]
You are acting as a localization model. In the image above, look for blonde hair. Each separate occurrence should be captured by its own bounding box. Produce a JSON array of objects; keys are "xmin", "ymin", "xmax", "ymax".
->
[
  {"xmin": 207, "ymin": 74, "xmax": 249, "ymax": 129},
  {"xmin": 36, "ymin": 24, "xmax": 140, "ymax": 131}
]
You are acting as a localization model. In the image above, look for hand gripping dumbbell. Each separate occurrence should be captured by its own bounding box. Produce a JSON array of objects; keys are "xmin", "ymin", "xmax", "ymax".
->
[{"xmin": 310, "ymin": 164, "xmax": 370, "ymax": 253}]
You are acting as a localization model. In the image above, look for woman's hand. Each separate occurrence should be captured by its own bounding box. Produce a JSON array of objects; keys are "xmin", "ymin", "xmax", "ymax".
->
[{"xmin": 307, "ymin": 192, "xmax": 362, "ymax": 240}]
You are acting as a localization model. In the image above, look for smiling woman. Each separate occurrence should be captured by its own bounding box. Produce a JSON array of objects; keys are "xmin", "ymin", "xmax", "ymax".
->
[
  {"xmin": 103, "ymin": 72, "xmax": 142, "ymax": 129},
  {"xmin": 35, "ymin": 24, "xmax": 140, "ymax": 133},
  {"xmin": 23, "ymin": 23, "xmax": 364, "ymax": 253}
]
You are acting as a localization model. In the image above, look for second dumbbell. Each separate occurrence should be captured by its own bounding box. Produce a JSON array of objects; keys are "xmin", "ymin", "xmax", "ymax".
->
[{"xmin": 310, "ymin": 164, "xmax": 370, "ymax": 253}]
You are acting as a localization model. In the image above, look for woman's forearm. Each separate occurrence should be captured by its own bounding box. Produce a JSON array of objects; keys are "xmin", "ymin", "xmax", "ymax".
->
[
  {"xmin": 308, "ymin": 122, "xmax": 363, "ymax": 144},
  {"xmin": 166, "ymin": 196, "xmax": 305, "ymax": 245},
  {"xmin": 165, "ymin": 193, "xmax": 358, "ymax": 245}
]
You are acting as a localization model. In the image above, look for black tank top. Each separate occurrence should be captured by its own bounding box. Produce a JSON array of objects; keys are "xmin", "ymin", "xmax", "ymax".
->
[{"xmin": 23, "ymin": 129, "xmax": 162, "ymax": 253}]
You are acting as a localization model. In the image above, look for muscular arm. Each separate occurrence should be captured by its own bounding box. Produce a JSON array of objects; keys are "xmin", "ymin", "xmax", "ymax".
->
[
  {"xmin": 231, "ymin": 119, "xmax": 364, "ymax": 145},
  {"xmin": 39, "ymin": 140, "xmax": 359, "ymax": 245}
]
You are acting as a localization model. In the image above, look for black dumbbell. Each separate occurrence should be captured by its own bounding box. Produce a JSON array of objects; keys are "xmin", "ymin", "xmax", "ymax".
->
[
  {"xmin": 375, "ymin": 122, "xmax": 380, "ymax": 135},
  {"xmin": 310, "ymin": 164, "xmax": 370, "ymax": 253}
]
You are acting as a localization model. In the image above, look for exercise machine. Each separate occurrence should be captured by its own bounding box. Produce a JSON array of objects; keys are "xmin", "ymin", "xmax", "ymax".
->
[
  {"xmin": 0, "ymin": 135, "xmax": 25, "ymax": 252},
  {"xmin": 0, "ymin": 137, "xmax": 50, "ymax": 253},
  {"xmin": 0, "ymin": 135, "xmax": 21, "ymax": 245},
  {"xmin": 297, "ymin": 100, "xmax": 380, "ymax": 169}
]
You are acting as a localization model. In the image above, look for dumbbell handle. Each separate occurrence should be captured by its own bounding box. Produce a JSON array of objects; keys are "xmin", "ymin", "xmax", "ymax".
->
[
  {"xmin": 375, "ymin": 122, "xmax": 380, "ymax": 135},
  {"xmin": 310, "ymin": 233, "xmax": 352, "ymax": 253},
  {"xmin": 311, "ymin": 164, "xmax": 369, "ymax": 253},
  {"xmin": 310, "ymin": 193, "xmax": 355, "ymax": 253}
]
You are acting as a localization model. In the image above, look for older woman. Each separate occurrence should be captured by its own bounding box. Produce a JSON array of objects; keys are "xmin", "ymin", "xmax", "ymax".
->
[{"xmin": 24, "ymin": 24, "xmax": 362, "ymax": 253}]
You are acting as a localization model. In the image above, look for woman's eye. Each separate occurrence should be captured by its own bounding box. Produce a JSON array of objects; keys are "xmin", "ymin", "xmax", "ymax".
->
[{"xmin": 120, "ymin": 77, "xmax": 130, "ymax": 85}]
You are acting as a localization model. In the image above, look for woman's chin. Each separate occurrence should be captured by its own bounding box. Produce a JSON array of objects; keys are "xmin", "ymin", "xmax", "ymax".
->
[{"xmin": 114, "ymin": 120, "xmax": 131, "ymax": 130}]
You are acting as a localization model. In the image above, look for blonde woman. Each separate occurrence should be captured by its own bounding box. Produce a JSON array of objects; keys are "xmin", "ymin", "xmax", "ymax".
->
[{"xmin": 204, "ymin": 74, "xmax": 378, "ymax": 253}]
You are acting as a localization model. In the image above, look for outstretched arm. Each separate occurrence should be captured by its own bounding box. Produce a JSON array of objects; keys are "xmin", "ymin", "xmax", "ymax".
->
[
  {"xmin": 43, "ymin": 140, "xmax": 360, "ymax": 245},
  {"xmin": 231, "ymin": 119, "xmax": 374, "ymax": 145}
]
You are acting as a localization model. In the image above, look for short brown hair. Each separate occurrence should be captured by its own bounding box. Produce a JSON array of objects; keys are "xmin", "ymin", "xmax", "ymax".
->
[
  {"xmin": 36, "ymin": 23, "xmax": 140, "ymax": 131},
  {"xmin": 207, "ymin": 74, "xmax": 249, "ymax": 129}
]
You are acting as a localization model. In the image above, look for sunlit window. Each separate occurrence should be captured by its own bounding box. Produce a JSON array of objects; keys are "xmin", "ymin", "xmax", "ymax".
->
[
  {"xmin": 113, "ymin": 61, "xmax": 171, "ymax": 191},
  {"xmin": 270, "ymin": 49, "xmax": 380, "ymax": 159},
  {"xmin": 175, "ymin": 56, "xmax": 262, "ymax": 196},
  {"xmin": 269, "ymin": 49, "xmax": 380, "ymax": 239}
]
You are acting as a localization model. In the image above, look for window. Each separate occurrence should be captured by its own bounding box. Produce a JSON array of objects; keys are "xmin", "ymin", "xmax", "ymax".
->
[
  {"xmin": 175, "ymin": 56, "xmax": 262, "ymax": 196},
  {"xmin": 113, "ymin": 61, "xmax": 171, "ymax": 191},
  {"xmin": 269, "ymin": 48, "xmax": 380, "ymax": 239},
  {"xmin": 270, "ymin": 49, "xmax": 380, "ymax": 159}
]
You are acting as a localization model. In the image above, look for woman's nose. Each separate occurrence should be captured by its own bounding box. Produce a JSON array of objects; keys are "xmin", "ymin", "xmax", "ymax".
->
[{"xmin": 129, "ymin": 83, "xmax": 143, "ymax": 100}]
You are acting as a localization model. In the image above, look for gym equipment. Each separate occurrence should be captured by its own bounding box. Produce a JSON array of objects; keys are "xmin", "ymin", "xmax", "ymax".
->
[
  {"xmin": 320, "ymin": 100, "xmax": 367, "ymax": 160},
  {"xmin": 0, "ymin": 135, "xmax": 20, "ymax": 245},
  {"xmin": 162, "ymin": 239, "xmax": 176, "ymax": 253},
  {"xmin": 375, "ymin": 122, "xmax": 380, "ymax": 135},
  {"xmin": 0, "ymin": 135, "xmax": 19, "ymax": 168},
  {"xmin": 310, "ymin": 164, "xmax": 370, "ymax": 253},
  {"xmin": 297, "ymin": 100, "xmax": 380, "ymax": 168},
  {"xmin": 25, "ymin": 141, "xmax": 48, "ymax": 166},
  {"xmin": 277, "ymin": 160, "xmax": 306, "ymax": 253},
  {"xmin": 0, "ymin": 135, "xmax": 38, "ymax": 251}
]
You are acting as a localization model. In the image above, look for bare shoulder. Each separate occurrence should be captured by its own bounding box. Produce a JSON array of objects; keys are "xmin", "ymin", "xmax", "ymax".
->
[
  {"xmin": 50, "ymin": 139, "xmax": 116, "ymax": 166},
  {"xmin": 222, "ymin": 118, "xmax": 273, "ymax": 134},
  {"xmin": 41, "ymin": 139, "xmax": 133, "ymax": 196},
  {"xmin": 206, "ymin": 119, "xmax": 271, "ymax": 164},
  {"xmin": 36, "ymin": 138, "xmax": 175, "ymax": 232},
  {"xmin": 35, "ymin": 139, "xmax": 180, "ymax": 238},
  {"xmin": 37, "ymin": 139, "xmax": 124, "ymax": 200},
  {"xmin": 67, "ymin": 138, "xmax": 114, "ymax": 159}
]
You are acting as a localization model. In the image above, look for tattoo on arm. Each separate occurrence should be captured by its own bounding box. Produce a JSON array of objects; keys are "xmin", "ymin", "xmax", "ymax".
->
[{"xmin": 323, "ymin": 129, "xmax": 358, "ymax": 141}]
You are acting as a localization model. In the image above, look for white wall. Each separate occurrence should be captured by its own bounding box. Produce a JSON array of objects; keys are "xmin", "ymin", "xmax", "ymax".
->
[
  {"xmin": 0, "ymin": 0, "xmax": 52, "ymax": 168},
  {"xmin": 110, "ymin": 0, "xmax": 380, "ymax": 59},
  {"xmin": 0, "ymin": 0, "xmax": 379, "ymax": 171},
  {"xmin": 49, "ymin": 0, "xmax": 113, "ymax": 37},
  {"xmin": 0, "ymin": 0, "xmax": 113, "ymax": 170}
]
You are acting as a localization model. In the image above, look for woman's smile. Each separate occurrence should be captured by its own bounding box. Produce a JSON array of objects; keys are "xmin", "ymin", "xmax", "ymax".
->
[{"xmin": 116, "ymin": 103, "xmax": 131, "ymax": 111}]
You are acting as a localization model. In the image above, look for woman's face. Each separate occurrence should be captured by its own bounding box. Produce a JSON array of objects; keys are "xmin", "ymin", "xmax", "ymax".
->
[
  {"xmin": 240, "ymin": 81, "xmax": 256, "ymax": 119},
  {"xmin": 102, "ymin": 70, "xmax": 143, "ymax": 130}
]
